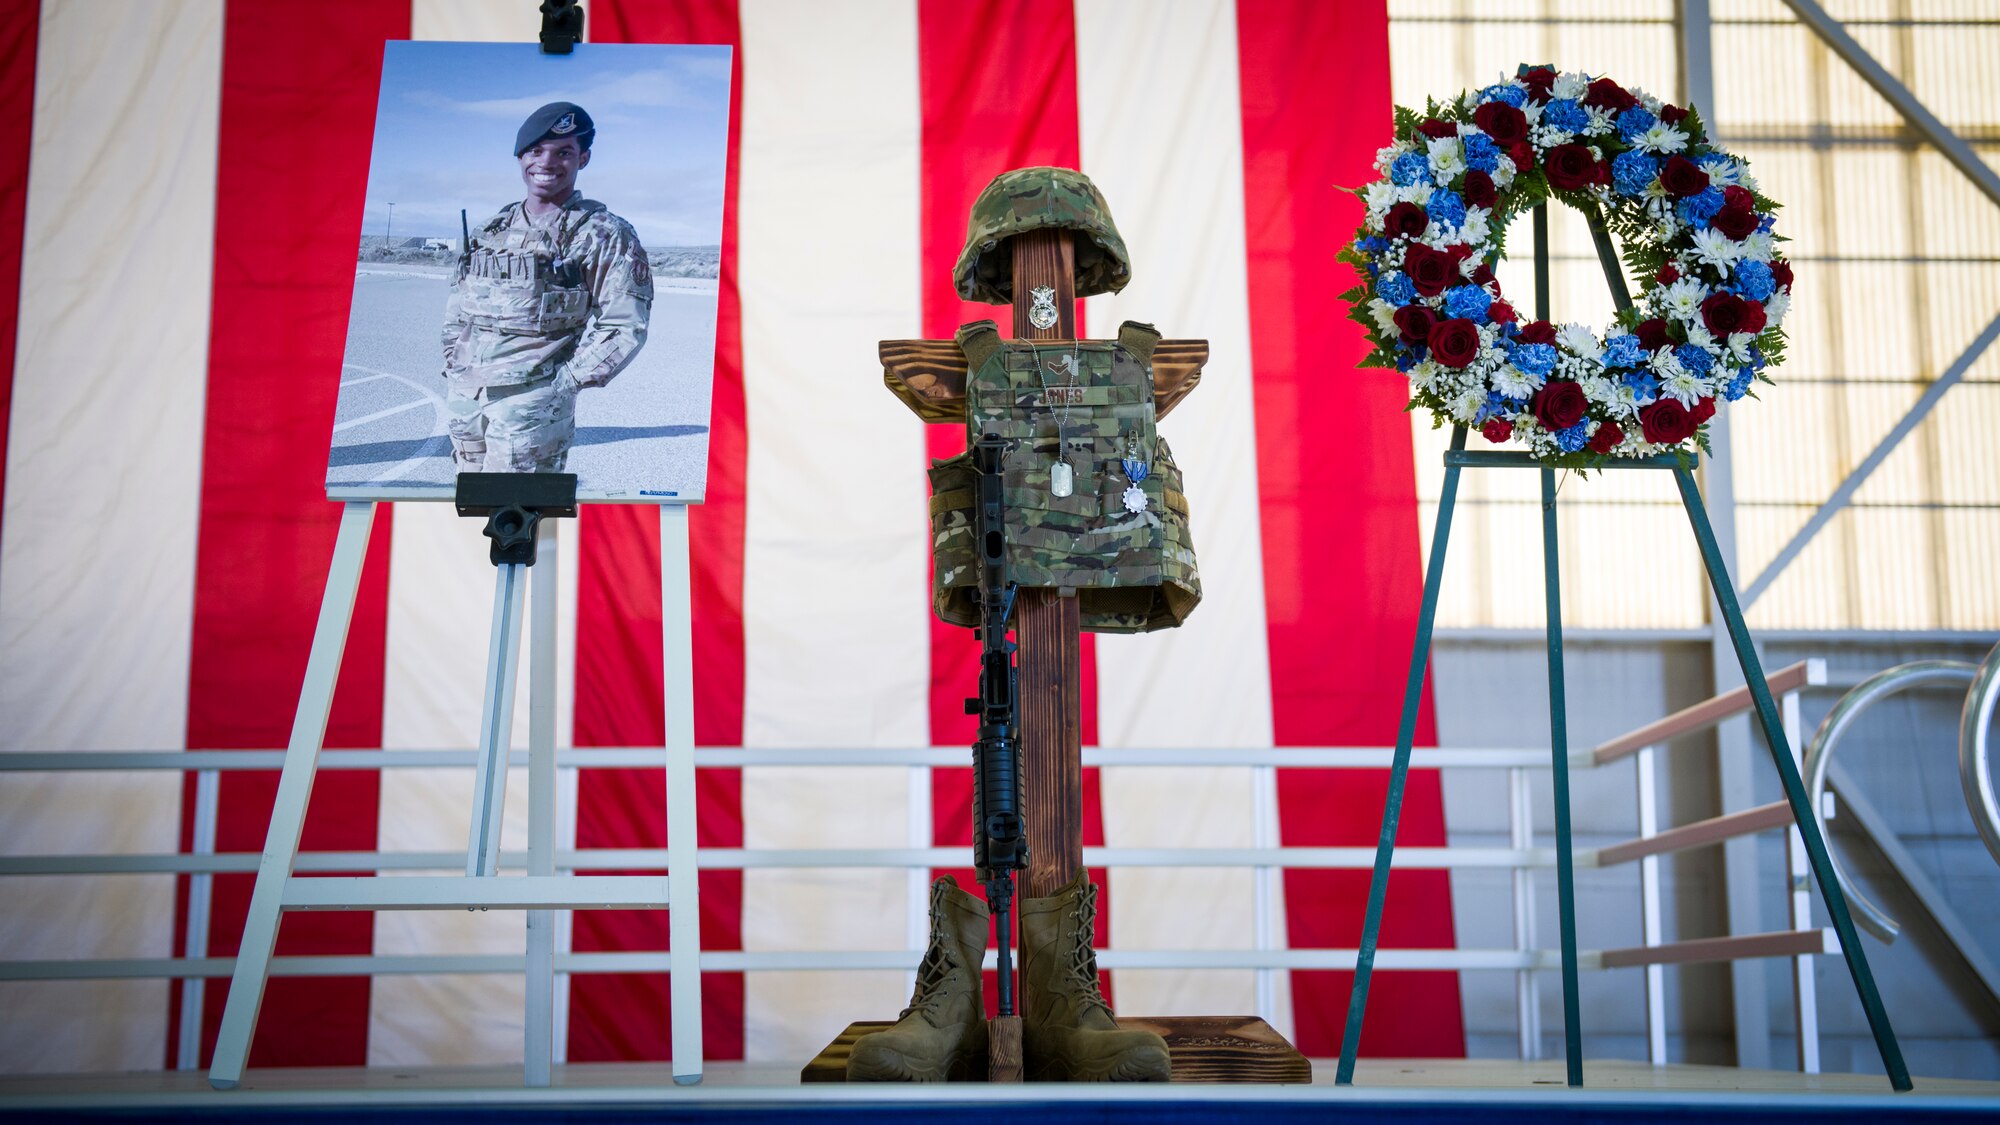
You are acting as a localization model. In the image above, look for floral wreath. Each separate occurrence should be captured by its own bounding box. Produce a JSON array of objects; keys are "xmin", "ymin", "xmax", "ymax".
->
[{"xmin": 1339, "ymin": 66, "xmax": 1793, "ymax": 466}]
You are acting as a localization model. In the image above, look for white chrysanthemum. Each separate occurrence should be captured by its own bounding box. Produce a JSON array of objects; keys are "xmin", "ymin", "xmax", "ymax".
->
[
  {"xmin": 1410, "ymin": 359, "xmax": 1443, "ymax": 395},
  {"xmin": 1649, "ymin": 346, "xmax": 1687, "ymax": 379},
  {"xmin": 1493, "ymin": 156, "xmax": 1518, "ymax": 189},
  {"xmin": 1684, "ymin": 323, "xmax": 1718, "ymax": 352},
  {"xmin": 1632, "ymin": 87, "xmax": 1662, "ymax": 113},
  {"xmin": 1521, "ymin": 101, "xmax": 1544, "ymax": 126},
  {"xmin": 1557, "ymin": 322, "xmax": 1602, "ymax": 361},
  {"xmin": 1428, "ymin": 136, "xmax": 1465, "ymax": 181},
  {"xmin": 1584, "ymin": 106, "xmax": 1617, "ymax": 136},
  {"xmin": 1400, "ymin": 182, "xmax": 1436, "ymax": 208},
  {"xmin": 1460, "ymin": 206, "xmax": 1491, "ymax": 245},
  {"xmin": 1367, "ymin": 298, "xmax": 1398, "ymax": 334},
  {"xmin": 1692, "ymin": 227, "xmax": 1741, "ymax": 270},
  {"xmin": 1580, "ymin": 373, "xmax": 1618, "ymax": 405},
  {"xmin": 1553, "ymin": 72, "xmax": 1589, "ymax": 100},
  {"xmin": 1363, "ymin": 180, "xmax": 1400, "ymax": 218},
  {"xmin": 1663, "ymin": 370, "xmax": 1704, "ymax": 405},
  {"xmin": 1702, "ymin": 157, "xmax": 1741, "ymax": 186},
  {"xmin": 1611, "ymin": 380, "xmax": 1645, "ymax": 414},
  {"xmin": 1765, "ymin": 289, "xmax": 1791, "ymax": 322},
  {"xmin": 1657, "ymin": 277, "xmax": 1709, "ymax": 321},
  {"xmin": 1458, "ymin": 254, "xmax": 1482, "ymax": 280},
  {"xmin": 1634, "ymin": 121, "xmax": 1688, "ymax": 154},
  {"xmin": 1739, "ymin": 230, "xmax": 1775, "ymax": 263},
  {"xmin": 1530, "ymin": 123, "xmax": 1570, "ymax": 148},
  {"xmin": 1727, "ymin": 332, "xmax": 1758, "ymax": 363},
  {"xmin": 1492, "ymin": 363, "xmax": 1543, "ymax": 399},
  {"xmin": 1450, "ymin": 384, "xmax": 1486, "ymax": 421}
]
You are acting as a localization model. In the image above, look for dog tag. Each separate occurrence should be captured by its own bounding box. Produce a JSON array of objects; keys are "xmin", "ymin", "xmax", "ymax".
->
[{"xmin": 1050, "ymin": 460, "xmax": 1074, "ymax": 498}]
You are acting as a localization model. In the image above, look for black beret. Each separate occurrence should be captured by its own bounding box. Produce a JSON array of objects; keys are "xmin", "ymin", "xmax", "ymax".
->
[{"xmin": 515, "ymin": 102, "xmax": 594, "ymax": 156}]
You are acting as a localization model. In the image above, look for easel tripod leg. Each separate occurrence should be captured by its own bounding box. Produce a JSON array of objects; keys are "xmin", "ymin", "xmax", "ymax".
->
[
  {"xmin": 1672, "ymin": 467, "xmax": 1912, "ymax": 1091},
  {"xmin": 1337, "ymin": 427, "xmax": 1468, "ymax": 1086},
  {"xmin": 208, "ymin": 501, "xmax": 378, "ymax": 1090},
  {"xmin": 526, "ymin": 521, "xmax": 560, "ymax": 1087},
  {"xmin": 468, "ymin": 562, "xmax": 529, "ymax": 877},
  {"xmin": 660, "ymin": 505, "xmax": 704, "ymax": 1085},
  {"xmin": 1541, "ymin": 469, "xmax": 1583, "ymax": 1087}
]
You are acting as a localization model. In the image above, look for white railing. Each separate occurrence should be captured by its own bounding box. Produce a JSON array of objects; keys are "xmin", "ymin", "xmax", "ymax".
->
[{"xmin": 0, "ymin": 661, "xmax": 1830, "ymax": 1071}]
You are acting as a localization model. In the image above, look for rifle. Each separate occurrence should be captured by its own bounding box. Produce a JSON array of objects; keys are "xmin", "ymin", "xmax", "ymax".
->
[{"xmin": 965, "ymin": 431, "xmax": 1026, "ymax": 1019}]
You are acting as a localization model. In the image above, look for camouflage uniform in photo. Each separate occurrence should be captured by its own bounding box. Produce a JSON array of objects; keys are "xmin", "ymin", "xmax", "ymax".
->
[
  {"xmin": 927, "ymin": 167, "xmax": 1201, "ymax": 633},
  {"xmin": 441, "ymin": 195, "xmax": 653, "ymax": 471}
]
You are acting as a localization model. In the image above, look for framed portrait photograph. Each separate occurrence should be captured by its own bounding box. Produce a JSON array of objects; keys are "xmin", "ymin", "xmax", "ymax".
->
[{"xmin": 326, "ymin": 40, "xmax": 731, "ymax": 502}]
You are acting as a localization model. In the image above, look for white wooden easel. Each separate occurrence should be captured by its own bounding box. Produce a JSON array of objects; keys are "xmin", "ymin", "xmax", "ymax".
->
[{"xmin": 207, "ymin": 499, "xmax": 704, "ymax": 1089}]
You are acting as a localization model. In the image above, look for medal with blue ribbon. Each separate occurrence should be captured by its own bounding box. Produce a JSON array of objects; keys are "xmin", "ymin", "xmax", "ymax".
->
[{"xmin": 1121, "ymin": 456, "xmax": 1149, "ymax": 514}]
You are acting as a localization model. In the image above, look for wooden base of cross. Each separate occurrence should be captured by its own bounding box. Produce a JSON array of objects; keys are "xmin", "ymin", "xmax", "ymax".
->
[{"xmin": 1333, "ymin": 204, "xmax": 1911, "ymax": 1092}]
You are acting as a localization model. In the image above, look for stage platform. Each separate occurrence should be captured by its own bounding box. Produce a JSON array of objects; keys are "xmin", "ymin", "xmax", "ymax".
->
[{"xmin": 3, "ymin": 1059, "xmax": 1997, "ymax": 1123}]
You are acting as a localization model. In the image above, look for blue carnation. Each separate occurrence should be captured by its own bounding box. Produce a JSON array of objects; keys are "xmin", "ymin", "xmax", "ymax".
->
[
  {"xmin": 1480, "ymin": 84, "xmax": 1528, "ymax": 108},
  {"xmin": 1391, "ymin": 151, "xmax": 1432, "ymax": 186},
  {"xmin": 1723, "ymin": 368, "xmax": 1754, "ymax": 401},
  {"xmin": 1463, "ymin": 133, "xmax": 1500, "ymax": 173},
  {"xmin": 1603, "ymin": 333, "xmax": 1645, "ymax": 369},
  {"xmin": 1377, "ymin": 271, "xmax": 1416, "ymax": 307},
  {"xmin": 1676, "ymin": 186, "xmax": 1725, "ymax": 227},
  {"xmin": 1427, "ymin": 188, "xmax": 1467, "ymax": 230},
  {"xmin": 1616, "ymin": 106, "xmax": 1657, "ymax": 142},
  {"xmin": 1357, "ymin": 235, "xmax": 1389, "ymax": 255},
  {"xmin": 1443, "ymin": 284, "xmax": 1491, "ymax": 321},
  {"xmin": 1674, "ymin": 343, "xmax": 1714, "ymax": 376},
  {"xmin": 1512, "ymin": 342, "xmax": 1557, "ymax": 377},
  {"xmin": 1544, "ymin": 98, "xmax": 1589, "ymax": 134},
  {"xmin": 1611, "ymin": 150, "xmax": 1659, "ymax": 198},
  {"xmin": 1555, "ymin": 422, "xmax": 1591, "ymax": 452},
  {"xmin": 1733, "ymin": 259, "xmax": 1775, "ymax": 301}
]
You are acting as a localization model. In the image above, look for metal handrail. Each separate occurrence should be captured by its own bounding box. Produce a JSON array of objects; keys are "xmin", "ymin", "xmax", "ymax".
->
[{"xmin": 1960, "ymin": 643, "xmax": 2000, "ymax": 868}]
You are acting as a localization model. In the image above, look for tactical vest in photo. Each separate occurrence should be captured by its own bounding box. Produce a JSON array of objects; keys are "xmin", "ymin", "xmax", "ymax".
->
[
  {"xmin": 456, "ymin": 204, "xmax": 598, "ymax": 336},
  {"xmin": 928, "ymin": 319, "xmax": 1201, "ymax": 634}
]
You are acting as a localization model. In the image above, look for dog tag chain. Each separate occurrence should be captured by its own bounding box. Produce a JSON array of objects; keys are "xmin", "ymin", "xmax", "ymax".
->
[{"xmin": 1034, "ymin": 343, "xmax": 1083, "ymax": 498}]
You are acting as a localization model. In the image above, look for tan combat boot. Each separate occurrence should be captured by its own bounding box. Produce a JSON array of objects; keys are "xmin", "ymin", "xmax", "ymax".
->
[
  {"xmin": 1019, "ymin": 870, "xmax": 1171, "ymax": 1082},
  {"xmin": 846, "ymin": 876, "xmax": 990, "ymax": 1082}
]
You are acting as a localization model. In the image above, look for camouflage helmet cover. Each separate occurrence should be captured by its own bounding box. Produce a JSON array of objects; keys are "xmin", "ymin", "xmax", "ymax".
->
[{"xmin": 953, "ymin": 166, "xmax": 1131, "ymax": 305}]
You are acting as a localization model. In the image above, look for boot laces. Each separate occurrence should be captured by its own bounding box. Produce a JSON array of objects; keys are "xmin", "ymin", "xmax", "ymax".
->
[
  {"xmin": 1064, "ymin": 882, "xmax": 1112, "ymax": 1017},
  {"xmin": 901, "ymin": 885, "xmax": 961, "ymax": 1021}
]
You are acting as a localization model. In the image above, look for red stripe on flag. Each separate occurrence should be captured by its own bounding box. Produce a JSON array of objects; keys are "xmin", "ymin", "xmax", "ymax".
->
[
  {"xmin": 1235, "ymin": 0, "xmax": 1465, "ymax": 1058},
  {"xmin": 175, "ymin": 0, "xmax": 409, "ymax": 1068},
  {"xmin": 918, "ymin": 0, "xmax": 1108, "ymax": 999},
  {"xmin": 0, "ymin": 0, "xmax": 35, "ymax": 541},
  {"xmin": 568, "ymin": 0, "xmax": 746, "ymax": 1063}
]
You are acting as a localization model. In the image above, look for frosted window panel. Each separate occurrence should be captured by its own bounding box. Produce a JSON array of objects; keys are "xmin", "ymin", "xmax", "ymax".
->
[
  {"xmin": 1835, "ymin": 264, "xmax": 1922, "ymax": 380},
  {"xmin": 1933, "ymin": 386, "xmax": 2000, "ymax": 504},
  {"xmin": 1852, "ymin": 507, "xmax": 1945, "ymax": 628},
  {"xmin": 1843, "ymin": 382, "xmax": 1932, "ymax": 503},
  {"xmin": 1943, "ymin": 511, "xmax": 2000, "ymax": 627},
  {"xmin": 1562, "ymin": 504, "xmax": 1708, "ymax": 629},
  {"xmin": 1910, "ymin": 27, "xmax": 2000, "ymax": 127},
  {"xmin": 1827, "ymin": 150, "xmax": 1913, "ymax": 257},
  {"xmin": 1714, "ymin": 26, "xmax": 1816, "ymax": 128},
  {"xmin": 1742, "ymin": 505, "xmax": 1856, "ymax": 628},
  {"xmin": 1731, "ymin": 382, "xmax": 1844, "ymax": 507}
]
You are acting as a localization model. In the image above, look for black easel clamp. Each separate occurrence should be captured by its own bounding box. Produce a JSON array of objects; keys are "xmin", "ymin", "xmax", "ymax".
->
[
  {"xmin": 540, "ymin": 0, "xmax": 585, "ymax": 54},
  {"xmin": 456, "ymin": 472, "xmax": 578, "ymax": 567}
]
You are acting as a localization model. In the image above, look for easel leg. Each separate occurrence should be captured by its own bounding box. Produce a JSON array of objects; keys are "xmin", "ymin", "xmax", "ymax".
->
[
  {"xmin": 1541, "ymin": 469, "xmax": 1583, "ymax": 1087},
  {"xmin": 208, "ymin": 501, "xmax": 377, "ymax": 1090},
  {"xmin": 1671, "ymin": 467, "xmax": 1912, "ymax": 1090},
  {"xmin": 660, "ymin": 505, "xmax": 704, "ymax": 1085},
  {"xmin": 1337, "ymin": 427, "xmax": 1467, "ymax": 1085},
  {"xmin": 525, "ymin": 521, "xmax": 559, "ymax": 1087},
  {"xmin": 468, "ymin": 561, "xmax": 529, "ymax": 876}
]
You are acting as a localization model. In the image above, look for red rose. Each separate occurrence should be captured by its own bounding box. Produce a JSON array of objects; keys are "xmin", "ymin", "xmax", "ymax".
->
[
  {"xmin": 1721, "ymin": 185, "xmax": 1754, "ymax": 213},
  {"xmin": 1429, "ymin": 317, "xmax": 1483, "ymax": 368},
  {"xmin": 1638, "ymin": 398, "xmax": 1696, "ymax": 444},
  {"xmin": 1544, "ymin": 143, "xmax": 1602, "ymax": 192},
  {"xmin": 1473, "ymin": 101, "xmax": 1528, "ymax": 146},
  {"xmin": 1516, "ymin": 319, "xmax": 1557, "ymax": 345},
  {"xmin": 1394, "ymin": 304, "xmax": 1440, "ymax": 344},
  {"xmin": 1690, "ymin": 397, "xmax": 1717, "ymax": 425},
  {"xmin": 1445, "ymin": 242, "xmax": 1476, "ymax": 264},
  {"xmin": 1711, "ymin": 206, "xmax": 1760, "ymax": 240},
  {"xmin": 1471, "ymin": 263, "xmax": 1496, "ymax": 288},
  {"xmin": 1520, "ymin": 68, "xmax": 1556, "ymax": 103},
  {"xmin": 1737, "ymin": 298, "xmax": 1768, "ymax": 335},
  {"xmin": 1772, "ymin": 259, "xmax": 1794, "ymax": 290},
  {"xmin": 1462, "ymin": 170, "xmax": 1498, "ymax": 209},
  {"xmin": 1657, "ymin": 263, "xmax": 1679, "ymax": 284},
  {"xmin": 1508, "ymin": 141, "xmax": 1536, "ymax": 171},
  {"xmin": 1583, "ymin": 77, "xmax": 1638, "ymax": 113},
  {"xmin": 1635, "ymin": 318, "xmax": 1672, "ymax": 351},
  {"xmin": 1588, "ymin": 421, "xmax": 1624, "ymax": 453},
  {"xmin": 1385, "ymin": 201, "xmax": 1430, "ymax": 239},
  {"xmin": 1488, "ymin": 299, "xmax": 1517, "ymax": 324},
  {"xmin": 1659, "ymin": 154, "xmax": 1710, "ymax": 198},
  {"xmin": 1659, "ymin": 103, "xmax": 1689, "ymax": 126},
  {"xmin": 1700, "ymin": 292, "xmax": 1752, "ymax": 337},
  {"xmin": 1482, "ymin": 418, "xmax": 1514, "ymax": 444},
  {"xmin": 1418, "ymin": 118, "xmax": 1458, "ymax": 140},
  {"xmin": 1532, "ymin": 379, "xmax": 1588, "ymax": 432},
  {"xmin": 1402, "ymin": 243, "xmax": 1457, "ymax": 297}
]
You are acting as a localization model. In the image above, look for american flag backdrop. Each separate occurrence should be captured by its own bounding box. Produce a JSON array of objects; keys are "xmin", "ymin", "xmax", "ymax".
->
[{"xmin": 0, "ymin": 0, "xmax": 1467, "ymax": 1072}]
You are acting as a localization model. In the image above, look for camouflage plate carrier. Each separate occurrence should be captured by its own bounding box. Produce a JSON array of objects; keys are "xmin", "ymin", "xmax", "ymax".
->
[{"xmin": 927, "ymin": 167, "xmax": 1200, "ymax": 635}]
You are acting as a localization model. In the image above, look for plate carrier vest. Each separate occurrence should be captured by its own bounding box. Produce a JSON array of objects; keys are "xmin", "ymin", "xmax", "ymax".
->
[
  {"xmin": 928, "ymin": 318, "xmax": 1201, "ymax": 634},
  {"xmin": 456, "ymin": 202, "xmax": 600, "ymax": 337}
]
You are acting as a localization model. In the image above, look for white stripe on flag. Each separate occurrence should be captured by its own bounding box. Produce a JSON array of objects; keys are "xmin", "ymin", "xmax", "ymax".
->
[
  {"xmin": 735, "ymin": 0, "xmax": 926, "ymax": 1064},
  {"xmin": 1076, "ymin": 0, "xmax": 1289, "ymax": 1029},
  {"xmin": 0, "ymin": 0, "xmax": 225, "ymax": 1073},
  {"xmin": 367, "ymin": 0, "xmax": 562, "ymax": 1069}
]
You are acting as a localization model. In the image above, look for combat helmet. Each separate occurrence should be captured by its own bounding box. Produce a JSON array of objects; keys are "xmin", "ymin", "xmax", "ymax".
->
[{"xmin": 953, "ymin": 167, "xmax": 1131, "ymax": 305}]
